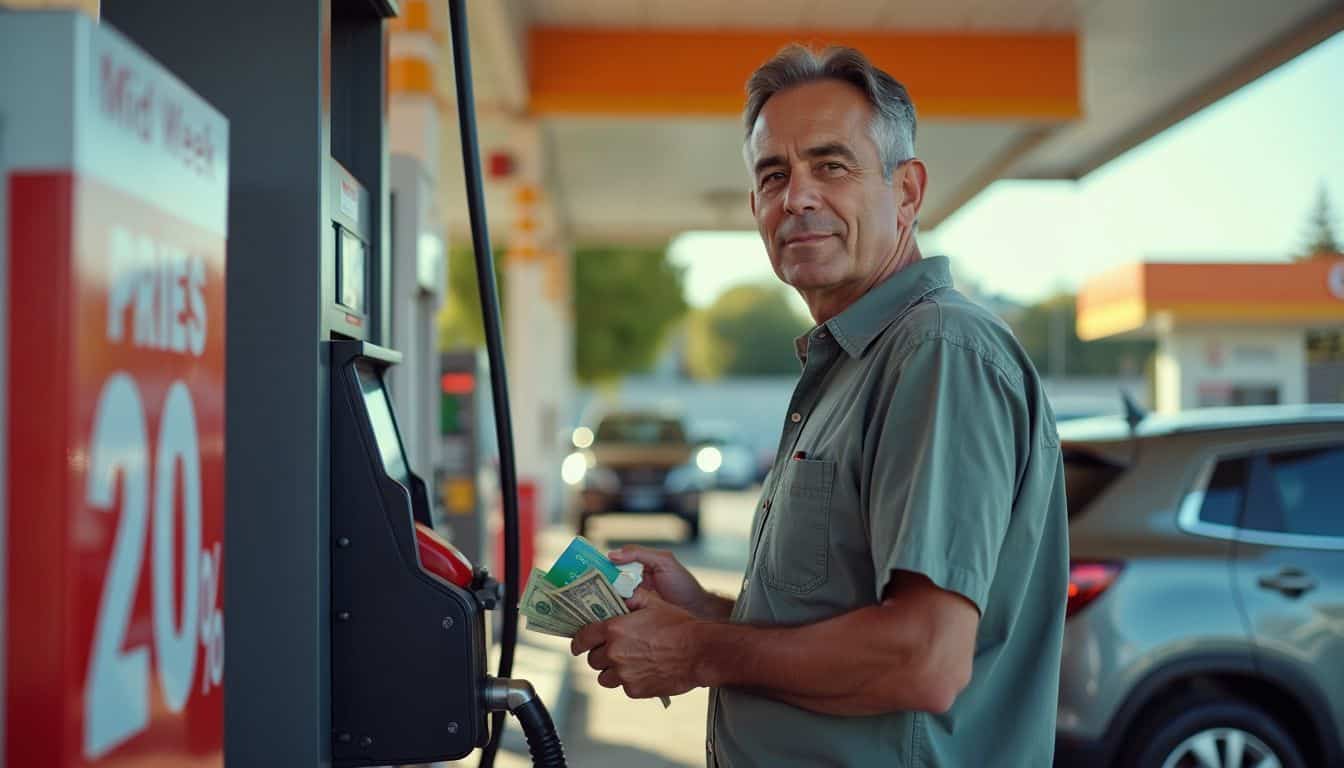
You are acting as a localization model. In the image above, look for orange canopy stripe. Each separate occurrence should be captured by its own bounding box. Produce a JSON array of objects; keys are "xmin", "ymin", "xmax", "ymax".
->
[{"xmin": 529, "ymin": 26, "xmax": 1080, "ymax": 121}]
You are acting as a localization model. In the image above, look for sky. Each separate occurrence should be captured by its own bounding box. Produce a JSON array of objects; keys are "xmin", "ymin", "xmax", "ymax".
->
[{"xmin": 669, "ymin": 31, "xmax": 1344, "ymax": 308}]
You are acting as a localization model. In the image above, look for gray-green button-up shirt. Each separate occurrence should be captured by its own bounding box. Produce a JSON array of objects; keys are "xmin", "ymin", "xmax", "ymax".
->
[{"xmin": 708, "ymin": 256, "xmax": 1068, "ymax": 767}]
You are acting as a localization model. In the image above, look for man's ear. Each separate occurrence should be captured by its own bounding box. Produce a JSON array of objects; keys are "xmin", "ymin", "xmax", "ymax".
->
[
  {"xmin": 899, "ymin": 158, "xmax": 928, "ymax": 230},
  {"xmin": 749, "ymin": 188, "xmax": 757, "ymax": 218}
]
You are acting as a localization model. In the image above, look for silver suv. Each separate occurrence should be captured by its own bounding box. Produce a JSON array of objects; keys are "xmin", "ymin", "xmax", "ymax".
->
[{"xmin": 1055, "ymin": 405, "xmax": 1344, "ymax": 768}]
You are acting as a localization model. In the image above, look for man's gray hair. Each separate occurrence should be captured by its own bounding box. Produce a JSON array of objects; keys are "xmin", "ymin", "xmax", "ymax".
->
[{"xmin": 743, "ymin": 45, "xmax": 916, "ymax": 180}]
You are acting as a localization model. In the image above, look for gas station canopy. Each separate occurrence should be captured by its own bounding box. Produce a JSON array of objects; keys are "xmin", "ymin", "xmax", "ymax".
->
[{"xmin": 452, "ymin": 0, "xmax": 1344, "ymax": 241}]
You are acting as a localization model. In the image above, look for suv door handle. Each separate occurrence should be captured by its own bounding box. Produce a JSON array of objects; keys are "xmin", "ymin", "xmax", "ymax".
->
[{"xmin": 1257, "ymin": 568, "xmax": 1317, "ymax": 598}]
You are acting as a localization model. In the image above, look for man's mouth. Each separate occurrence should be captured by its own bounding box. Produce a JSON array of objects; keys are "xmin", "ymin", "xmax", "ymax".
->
[{"xmin": 783, "ymin": 233, "xmax": 833, "ymax": 246}]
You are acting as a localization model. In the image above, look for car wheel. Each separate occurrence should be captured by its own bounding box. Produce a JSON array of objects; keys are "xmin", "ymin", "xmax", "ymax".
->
[
  {"xmin": 685, "ymin": 513, "xmax": 701, "ymax": 542},
  {"xmin": 1119, "ymin": 692, "xmax": 1306, "ymax": 768}
]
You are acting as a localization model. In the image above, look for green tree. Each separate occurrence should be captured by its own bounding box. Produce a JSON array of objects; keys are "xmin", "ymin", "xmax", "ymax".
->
[
  {"xmin": 573, "ymin": 245, "xmax": 688, "ymax": 383},
  {"xmin": 1298, "ymin": 182, "xmax": 1342, "ymax": 260},
  {"xmin": 1296, "ymin": 184, "xmax": 1344, "ymax": 364},
  {"xmin": 437, "ymin": 245, "xmax": 506, "ymax": 349},
  {"xmin": 1011, "ymin": 293, "xmax": 1155, "ymax": 377},
  {"xmin": 686, "ymin": 282, "xmax": 812, "ymax": 379}
]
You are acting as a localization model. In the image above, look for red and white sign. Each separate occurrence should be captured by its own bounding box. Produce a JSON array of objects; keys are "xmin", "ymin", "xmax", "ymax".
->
[{"xmin": 2, "ymin": 13, "xmax": 227, "ymax": 766}]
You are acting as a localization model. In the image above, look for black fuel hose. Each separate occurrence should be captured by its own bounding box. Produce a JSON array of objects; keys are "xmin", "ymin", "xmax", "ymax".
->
[
  {"xmin": 513, "ymin": 698, "xmax": 566, "ymax": 767},
  {"xmin": 485, "ymin": 678, "xmax": 567, "ymax": 768},
  {"xmin": 446, "ymin": 2, "xmax": 520, "ymax": 766}
]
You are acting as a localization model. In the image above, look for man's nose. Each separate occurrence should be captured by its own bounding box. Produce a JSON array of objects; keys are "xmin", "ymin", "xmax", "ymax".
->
[{"xmin": 782, "ymin": 172, "xmax": 822, "ymax": 215}]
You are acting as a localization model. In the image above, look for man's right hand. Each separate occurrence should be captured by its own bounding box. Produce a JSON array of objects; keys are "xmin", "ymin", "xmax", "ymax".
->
[{"xmin": 608, "ymin": 545, "xmax": 733, "ymax": 621}]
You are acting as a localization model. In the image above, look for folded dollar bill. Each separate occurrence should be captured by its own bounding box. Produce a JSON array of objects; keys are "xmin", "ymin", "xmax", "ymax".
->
[
  {"xmin": 521, "ymin": 565, "xmax": 626, "ymax": 632},
  {"xmin": 520, "ymin": 567, "xmax": 586, "ymax": 635}
]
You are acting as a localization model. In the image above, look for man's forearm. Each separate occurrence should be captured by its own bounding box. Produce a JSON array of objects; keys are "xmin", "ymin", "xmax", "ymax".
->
[
  {"xmin": 688, "ymin": 604, "xmax": 962, "ymax": 716},
  {"xmin": 693, "ymin": 592, "xmax": 735, "ymax": 621}
]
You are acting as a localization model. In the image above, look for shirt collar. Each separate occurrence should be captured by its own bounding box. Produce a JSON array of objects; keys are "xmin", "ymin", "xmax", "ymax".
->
[{"xmin": 823, "ymin": 256, "xmax": 953, "ymax": 359}]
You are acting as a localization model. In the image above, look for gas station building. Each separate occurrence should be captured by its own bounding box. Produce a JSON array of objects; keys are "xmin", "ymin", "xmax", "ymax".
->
[
  {"xmin": 1077, "ymin": 258, "xmax": 1344, "ymax": 412},
  {"xmin": 2, "ymin": 0, "xmax": 1343, "ymax": 765}
]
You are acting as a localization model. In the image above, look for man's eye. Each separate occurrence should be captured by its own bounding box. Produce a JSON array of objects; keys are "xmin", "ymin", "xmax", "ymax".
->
[
  {"xmin": 822, "ymin": 162, "xmax": 846, "ymax": 173},
  {"xmin": 759, "ymin": 172, "xmax": 785, "ymax": 188}
]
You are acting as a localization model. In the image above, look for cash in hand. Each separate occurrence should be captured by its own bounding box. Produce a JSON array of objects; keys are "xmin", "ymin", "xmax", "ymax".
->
[{"xmin": 520, "ymin": 537, "xmax": 669, "ymax": 707}]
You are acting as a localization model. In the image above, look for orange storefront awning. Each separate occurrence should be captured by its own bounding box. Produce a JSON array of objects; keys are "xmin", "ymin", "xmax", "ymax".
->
[{"xmin": 1077, "ymin": 256, "xmax": 1344, "ymax": 341}]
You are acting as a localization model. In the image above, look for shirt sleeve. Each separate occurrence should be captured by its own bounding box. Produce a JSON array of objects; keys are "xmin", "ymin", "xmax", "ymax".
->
[{"xmin": 866, "ymin": 335, "xmax": 1028, "ymax": 613}]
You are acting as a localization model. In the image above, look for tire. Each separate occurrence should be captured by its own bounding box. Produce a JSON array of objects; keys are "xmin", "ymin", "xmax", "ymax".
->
[
  {"xmin": 685, "ymin": 513, "xmax": 701, "ymax": 542},
  {"xmin": 1118, "ymin": 690, "xmax": 1307, "ymax": 768}
]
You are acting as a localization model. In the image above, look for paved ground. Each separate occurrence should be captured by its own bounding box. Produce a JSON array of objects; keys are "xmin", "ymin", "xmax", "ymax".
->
[{"xmin": 493, "ymin": 487, "xmax": 760, "ymax": 768}]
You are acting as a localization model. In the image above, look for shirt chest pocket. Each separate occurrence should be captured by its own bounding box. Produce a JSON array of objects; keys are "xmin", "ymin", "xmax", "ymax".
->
[{"xmin": 761, "ymin": 458, "xmax": 835, "ymax": 595}]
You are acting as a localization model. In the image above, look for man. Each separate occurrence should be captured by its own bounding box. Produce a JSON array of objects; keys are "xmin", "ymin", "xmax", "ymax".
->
[{"xmin": 572, "ymin": 45, "xmax": 1068, "ymax": 766}]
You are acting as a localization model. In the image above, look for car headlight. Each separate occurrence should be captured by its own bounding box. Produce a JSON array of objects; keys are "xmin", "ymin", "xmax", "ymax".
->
[
  {"xmin": 695, "ymin": 446, "xmax": 723, "ymax": 473},
  {"xmin": 571, "ymin": 426, "xmax": 594, "ymax": 449},
  {"xmin": 561, "ymin": 451, "xmax": 588, "ymax": 486}
]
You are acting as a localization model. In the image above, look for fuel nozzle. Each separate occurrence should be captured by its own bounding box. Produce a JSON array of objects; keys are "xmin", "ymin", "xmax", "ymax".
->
[{"xmin": 484, "ymin": 678, "xmax": 567, "ymax": 768}]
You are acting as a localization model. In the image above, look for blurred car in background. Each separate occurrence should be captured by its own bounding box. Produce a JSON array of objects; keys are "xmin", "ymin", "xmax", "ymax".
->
[
  {"xmin": 561, "ymin": 410, "xmax": 711, "ymax": 541},
  {"xmin": 690, "ymin": 421, "xmax": 759, "ymax": 490},
  {"xmin": 1055, "ymin": 404, "xmax": 1344, "ymax": 768}
]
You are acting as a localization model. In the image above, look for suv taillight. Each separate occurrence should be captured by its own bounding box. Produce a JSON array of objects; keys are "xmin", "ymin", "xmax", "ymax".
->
[{"xmin": 1066, "ymin": 561, "xmax": 1122, "ymax": 619}]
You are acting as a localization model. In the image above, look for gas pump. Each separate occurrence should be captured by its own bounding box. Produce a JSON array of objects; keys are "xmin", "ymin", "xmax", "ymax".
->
[
  {"xmin": 323, "ymin": 0, "xmax": 558, "ymax": 764},
  {"xmin": 329, "ymin": 341, "xmax": 499, "ymax": 764},
  {"xmin": 437, "ymin": 349, "xmax": 491, "ymax": 565},
  {"xmin": 89, "ymin": 0, "xmax": 564, "ymax": 765},
  {"xmin": 387, "ymin": 153, "xmax": 446, "ymax": 481},
  {"xmin": 329, "ymin": 1, "xmax": 557, "ymax": 760}
]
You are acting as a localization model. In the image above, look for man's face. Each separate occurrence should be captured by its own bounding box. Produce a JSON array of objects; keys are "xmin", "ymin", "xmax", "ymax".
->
[{"xmin": 747, "ymin": 80, "xmax": 908, "ymax": 312}]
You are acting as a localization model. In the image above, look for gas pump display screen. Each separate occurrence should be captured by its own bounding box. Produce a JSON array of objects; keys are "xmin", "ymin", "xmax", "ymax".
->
[
  {"xmin": 357, "ymin": 363, "xmax": 410, "ymax": 486},
  {"xmin": 338, "ymin": 226, "xmax": 367, "ymax": 314}
]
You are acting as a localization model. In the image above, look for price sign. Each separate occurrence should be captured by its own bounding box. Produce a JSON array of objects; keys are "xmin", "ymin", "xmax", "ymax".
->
[{"xmin": 3, "ymin": 14, "xmax": 227, "ymax": 766}]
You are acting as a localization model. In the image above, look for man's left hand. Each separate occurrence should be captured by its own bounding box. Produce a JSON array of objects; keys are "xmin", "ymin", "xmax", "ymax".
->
[{"xmin": 570, "ymin": 587, "xmax": 703, "ymax": 700}]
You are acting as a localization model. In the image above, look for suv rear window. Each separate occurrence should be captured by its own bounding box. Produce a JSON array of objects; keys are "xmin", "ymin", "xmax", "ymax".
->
[{"xmin": 1063, "ymin": 449, "xmax": 1127, "ymax": 519}]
